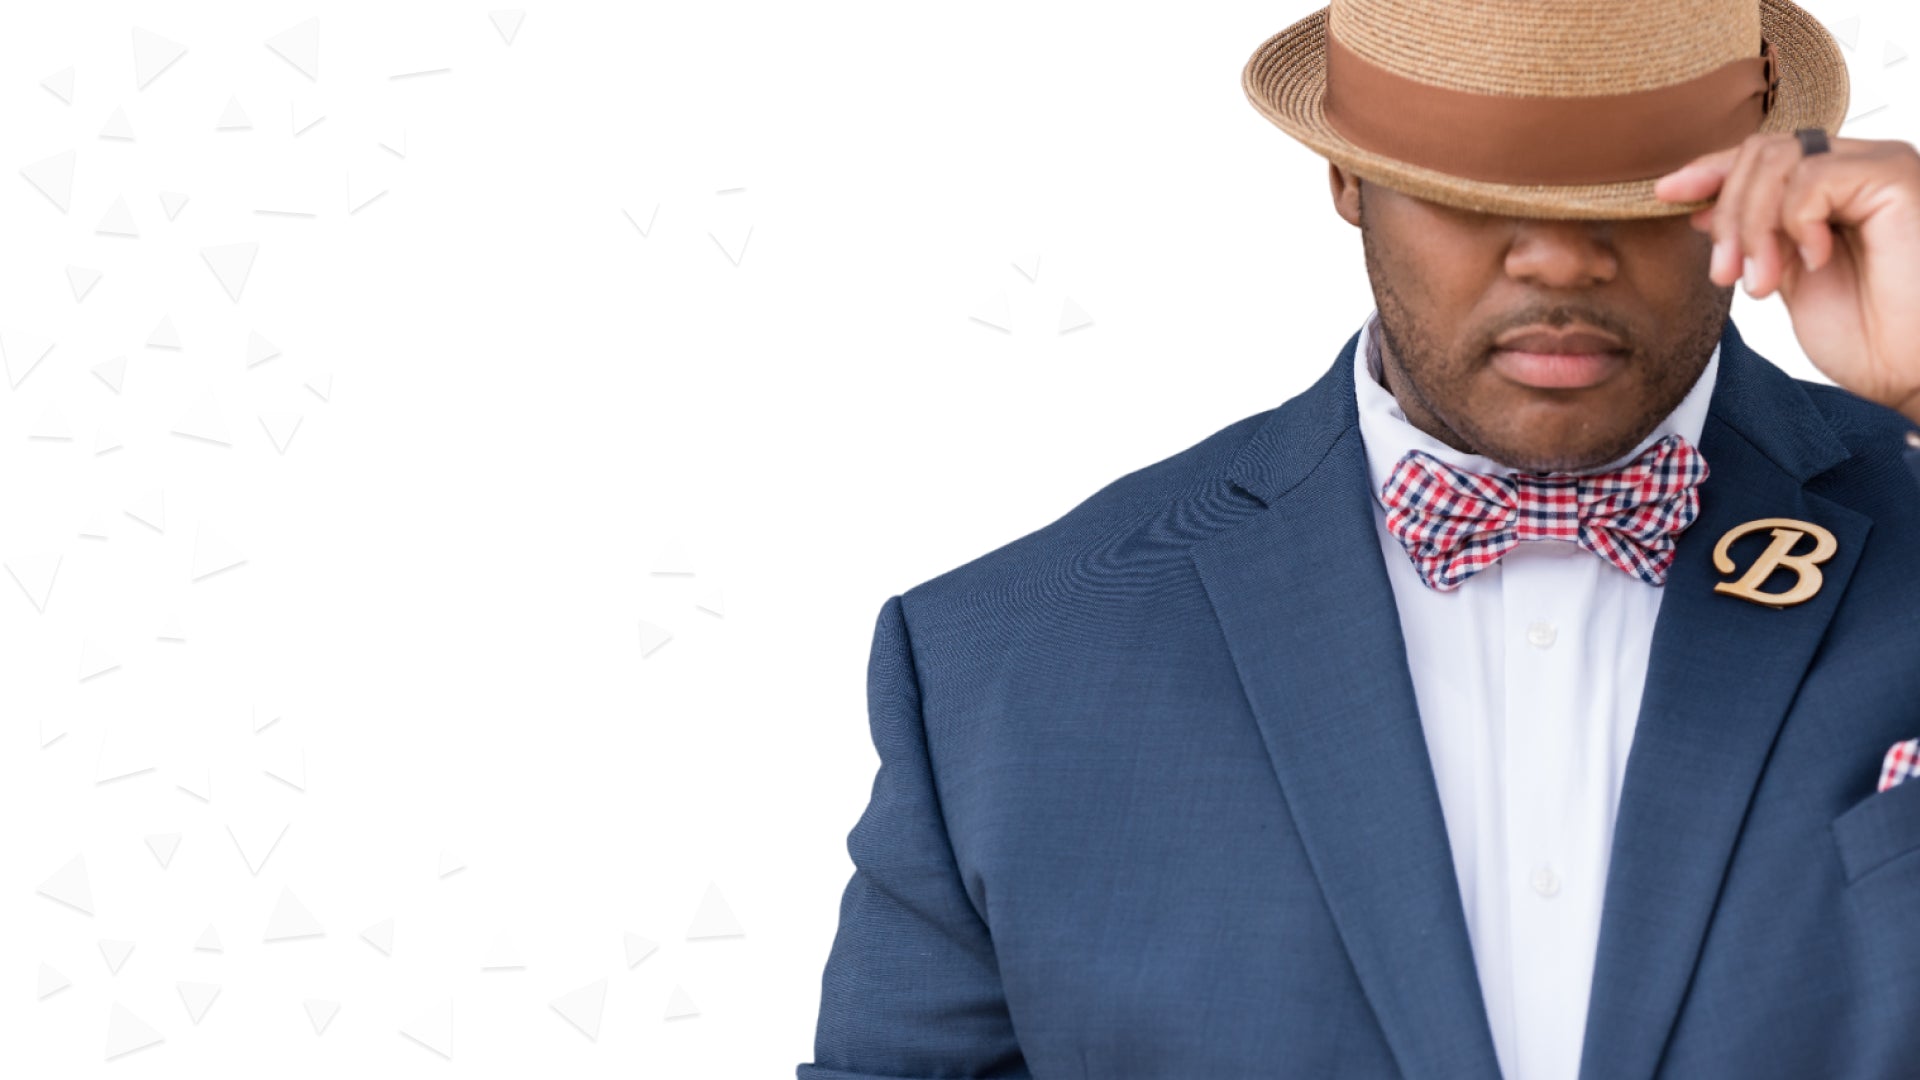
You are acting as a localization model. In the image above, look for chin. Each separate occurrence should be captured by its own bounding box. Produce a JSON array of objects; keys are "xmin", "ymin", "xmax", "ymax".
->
[
  {"xmin": 1485, "ymin": 403, "xmax": 1643, "ymax": 467},
  {"xmin": 1475, "ymin": 426, "xmax": 1623, "ymax": 474},
  {"xmin": 1517, "ymin": 442, "xmax": 1631, "ymax": 474}
]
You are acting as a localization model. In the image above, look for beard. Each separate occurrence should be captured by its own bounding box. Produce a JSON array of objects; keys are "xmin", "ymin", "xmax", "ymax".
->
[{"xmin": 1360, "ymin": 218, "xmax": 1733, "ymax": 474}]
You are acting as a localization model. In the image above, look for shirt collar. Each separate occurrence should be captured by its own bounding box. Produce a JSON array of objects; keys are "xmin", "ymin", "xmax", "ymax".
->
[{"xmin": 1353, "ymin": 308, "xmax": 1720, "ymax": 508}]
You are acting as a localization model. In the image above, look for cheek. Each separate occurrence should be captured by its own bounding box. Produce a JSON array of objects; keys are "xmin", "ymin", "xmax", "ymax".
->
[
  {"xmin": 1405, "ymin": 244, "xmax": 1504, "ymax": 335},
  {"xmin": 1629, "ymin": 233, "xmax": 1717, "ymax": 301}
]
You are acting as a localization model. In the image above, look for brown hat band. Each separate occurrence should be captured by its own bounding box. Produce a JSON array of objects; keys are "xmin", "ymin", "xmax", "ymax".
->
[{"xmin": 1322, "ymin": 33, "xmax": 1778, "ymax": 186}]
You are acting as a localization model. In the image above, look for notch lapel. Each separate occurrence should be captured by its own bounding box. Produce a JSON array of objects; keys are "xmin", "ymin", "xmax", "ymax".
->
[
  {"xmin": 1190, "ymin": 334, "xmax": 1504, "ymax": 1080},
  {"xmin": 1576, "ymin": 321, "xmax": 1870, "ymax": 1080}
]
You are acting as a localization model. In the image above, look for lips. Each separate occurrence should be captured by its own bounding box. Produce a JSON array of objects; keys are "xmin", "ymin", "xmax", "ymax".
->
[
  {"xmin": 1490, "ymin": 325, "xmax": 1626, "ymax": 390},
  {"xmin": 1494, "ymin": 328, "xmax": 1623, "ymax": 355}
]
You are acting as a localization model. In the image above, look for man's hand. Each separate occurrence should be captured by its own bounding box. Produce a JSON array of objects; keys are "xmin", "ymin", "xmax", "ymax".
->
[{"xmin": 1653, "ymin": 133, "xmax": 1920, "ymax": 426}]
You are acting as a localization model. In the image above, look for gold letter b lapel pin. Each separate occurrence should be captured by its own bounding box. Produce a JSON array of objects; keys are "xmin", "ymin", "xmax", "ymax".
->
[{"xmin": 1712, "ymin": 518, "xmax": 1838, "ymax": 608}]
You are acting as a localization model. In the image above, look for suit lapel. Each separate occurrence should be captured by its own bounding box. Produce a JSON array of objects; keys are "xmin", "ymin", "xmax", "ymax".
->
[
  {"xmin": 1576, "ymin": 321, "xmax": 1870, "ymax": 1080},
  {"xmin": 1190, "ymin": 332, "xmax": 1504, "ymax": 1080}
]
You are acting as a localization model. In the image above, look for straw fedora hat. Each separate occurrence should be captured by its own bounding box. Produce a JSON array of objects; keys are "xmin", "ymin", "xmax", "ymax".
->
[{"xmin": 1243, "ymin": 0, "xmax": 1850, "ymax": 219}]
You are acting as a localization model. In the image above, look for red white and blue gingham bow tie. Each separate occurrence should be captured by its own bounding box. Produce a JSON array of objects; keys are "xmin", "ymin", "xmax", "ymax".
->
[{"xmin": 1380, "ymin": 433, "xmax": 1709, "ymax": 592}]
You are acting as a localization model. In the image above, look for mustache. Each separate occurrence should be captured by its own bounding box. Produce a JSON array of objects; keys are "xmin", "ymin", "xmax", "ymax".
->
[{"xmin": 1485, "ymin": 308, "xmax": 1634, "ymax": 351}]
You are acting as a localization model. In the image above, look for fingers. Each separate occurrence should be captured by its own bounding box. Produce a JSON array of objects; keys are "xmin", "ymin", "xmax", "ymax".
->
[
  {"xmin": 1707, "ymin": 134, "xmax": 1785, "ymax": 290},
  {"xmin": 1778, "ymin": 161, "xmax": 1840, "ymax": 277},
  {"xmin": 1655, "ymin": 132, "xmax": 1851, "ymax": 299},
  {"xmin": 1731, "ymin": 135, "xmax": 1806, "ymax": 296},
  {"xmin": 1650, "ymin": 146, "xmax": 1740, "ymax": 202}
]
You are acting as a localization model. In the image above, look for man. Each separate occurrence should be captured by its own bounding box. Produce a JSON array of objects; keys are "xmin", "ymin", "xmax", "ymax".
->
[{"xmin": 800, "ymin": 1, "xmax": 1920, "ymax": 1077}]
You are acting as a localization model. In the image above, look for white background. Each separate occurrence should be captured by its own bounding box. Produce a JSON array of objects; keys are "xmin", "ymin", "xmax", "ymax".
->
[{"xmin": 2, "ymin": 1, "xmax": 1915, "ymax": 1075}]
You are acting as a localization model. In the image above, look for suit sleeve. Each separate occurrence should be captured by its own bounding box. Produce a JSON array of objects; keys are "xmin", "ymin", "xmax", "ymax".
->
[
  {"xmin": 797, "ymin": 594, "xmax": 1031, "ymax": 1080},
  {"xmin": 1905, "ymin": 439, "xmax": 1920, "ymax": 493}
]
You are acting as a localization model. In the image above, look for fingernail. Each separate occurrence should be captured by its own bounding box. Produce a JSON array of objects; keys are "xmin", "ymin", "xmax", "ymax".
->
[
  {"xmin": 1742, "ymin": 256, "xmax": 1757, "ymax": 294},
  {"xmin": 1801, "ymin": 245, "xmax": 1815, "ymax": 270}
]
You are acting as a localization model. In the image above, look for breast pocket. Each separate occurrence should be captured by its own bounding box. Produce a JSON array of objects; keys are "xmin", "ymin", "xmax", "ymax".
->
[{"xmin": 1831, "ymin": 776, "xmax": 1920, "ymax": 885}]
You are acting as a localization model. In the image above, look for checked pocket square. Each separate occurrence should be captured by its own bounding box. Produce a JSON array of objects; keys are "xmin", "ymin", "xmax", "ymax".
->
[{"xmin": 1878, "ymin": 738, "xmax": 1920, "ymax": 793}]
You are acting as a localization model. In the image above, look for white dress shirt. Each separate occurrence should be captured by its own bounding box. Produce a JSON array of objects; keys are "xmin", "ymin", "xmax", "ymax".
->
[{"xmin": 1351, "ymin": 309, "xmax": 1720, "ymax": 1080}]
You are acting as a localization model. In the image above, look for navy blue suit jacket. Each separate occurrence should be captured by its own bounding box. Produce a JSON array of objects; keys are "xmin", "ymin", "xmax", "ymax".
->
[{"xmin": 801, "ymin": 319, "xmax": 1920, "ymax": 1079}]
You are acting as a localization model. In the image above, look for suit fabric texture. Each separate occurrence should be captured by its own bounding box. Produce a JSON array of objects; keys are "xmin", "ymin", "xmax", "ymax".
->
[{"xmin": 800, "ymin": 318, "xmax": 1920, "ymax": 1080}]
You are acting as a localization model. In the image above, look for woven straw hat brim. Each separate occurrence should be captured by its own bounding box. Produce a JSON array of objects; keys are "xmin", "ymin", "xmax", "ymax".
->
[{"xmin": 1244, "ymin": 0, "xmax": 1850, "ymax": 219}]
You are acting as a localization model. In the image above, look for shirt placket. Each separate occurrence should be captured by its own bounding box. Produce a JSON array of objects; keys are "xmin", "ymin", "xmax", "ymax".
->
[{"xmin": 1501, "ymin": 477, "xmax": 1592, "ymax": 1080}]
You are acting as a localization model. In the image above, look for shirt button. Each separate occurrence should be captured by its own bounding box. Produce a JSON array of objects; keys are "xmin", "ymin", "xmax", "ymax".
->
[
  {"xmin": 1531, "ymin": 864, "xmax": 1561, "ymax": 898},
  {"xmin": 1526, "ymin": 621, "xmax": 1557, "ymax": 649}
]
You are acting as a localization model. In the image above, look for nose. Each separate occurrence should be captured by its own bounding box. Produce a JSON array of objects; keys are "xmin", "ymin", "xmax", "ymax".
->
[{"xmin": 1504, "ymin": 217, "xmax": 1619, "ymax": 289}]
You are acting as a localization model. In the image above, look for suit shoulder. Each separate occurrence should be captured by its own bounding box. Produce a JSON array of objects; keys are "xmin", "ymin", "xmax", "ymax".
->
[
  {"xmin": 1795, "ymin": 379, "xmax": 1919, "ymax": 476},
  {"xmin": 1796, "ymin": 378, "xmax": 1916, "ymax": 445},
  {"xmin": 1793, "ymin": 378, "xmax": 1920, "ymax": 511},
  {"xmin": 899, "ymin": 407, "xmax": 1275, "ymax": 611}
]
